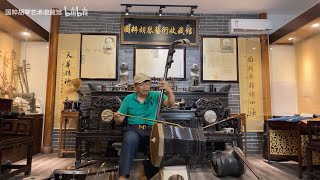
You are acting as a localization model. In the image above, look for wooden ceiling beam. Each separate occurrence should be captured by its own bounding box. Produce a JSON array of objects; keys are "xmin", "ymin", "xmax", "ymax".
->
[
  {"xmin": 0, "ymin": 0, "xmax": 49, "ymax": 41},
  {"xmin": 269, "ymin": 3, "xmax": 319, "ymax": 44}
]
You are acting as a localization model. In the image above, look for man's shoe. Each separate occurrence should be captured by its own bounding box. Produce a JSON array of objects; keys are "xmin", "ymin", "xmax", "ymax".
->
[
  {"xmin": 140, "ymin": 163, "xmax": 148, "ymax": 180},
  {"xmin": 143, "ymin": 160, "xmax": 159, "ymax": 179}
]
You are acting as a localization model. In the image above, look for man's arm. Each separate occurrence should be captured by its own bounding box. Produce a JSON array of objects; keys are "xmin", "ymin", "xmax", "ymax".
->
[
  {"xmin": 114, "ymin": 96, "xmax": 129, "ymax": 124},
  {"xmin": 114, "ymin": 111, "xmax": 125, "ymax": 124},
  {"xmin": 159, "ymin": 80, "xmax": 175, "ymax": 107}
]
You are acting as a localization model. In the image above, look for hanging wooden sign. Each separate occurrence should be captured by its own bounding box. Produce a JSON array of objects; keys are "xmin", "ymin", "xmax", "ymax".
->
[{"xmin": 121, "ymin": 15, "xmax": 198, "ymax": 46}]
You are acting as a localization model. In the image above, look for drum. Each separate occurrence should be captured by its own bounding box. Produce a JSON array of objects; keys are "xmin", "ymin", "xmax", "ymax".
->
[
  {"xmin": 52, "ymin": 169, "xmax": 88, "ymax": 180},
  {"xmin": 150, "ymin": 123, "xmax": 206, "ymax": 167},
  {"xmin": 71, "ymin": 101, "xmax": 81, "ymax": 111},
  {"xmin": 63, "ymin": 101, "xmax": 72, "ymax": 111},
  {"xmin": 211, "ymin": 147, "xmax": 246, "ymax": 177},
  {"xmin": 63, "ymin": 101, "xmax": 81, "ymax": 111}
]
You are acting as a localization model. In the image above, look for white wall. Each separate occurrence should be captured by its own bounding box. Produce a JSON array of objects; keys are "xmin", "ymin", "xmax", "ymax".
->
[
  {"xmin": 269, "ymin": 45, "xmax": 297, "ymax": 115},
  {"xmin": 296, "ymin": 34, "xmax": 320, "ymax": 114},
  {"xmin": 20, "ymin": 42, "xmax": 49, "ymax": 113}
]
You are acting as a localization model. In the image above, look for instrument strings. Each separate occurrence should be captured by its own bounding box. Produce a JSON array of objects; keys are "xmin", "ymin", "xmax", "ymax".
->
[
  {"xmin": 203, "ymin": 114, "xmax": 241, "ymax": 129},
  {"xmin": 118, "ymin": 112, "xmax": 183, "ymax": 128},
  {"xmin": 101, "ymin": 111, "xmax": 183, "ymax": 128},
  {"xmin": 103, "ymin": 111, "xmax": 242, "ymax": 129}
]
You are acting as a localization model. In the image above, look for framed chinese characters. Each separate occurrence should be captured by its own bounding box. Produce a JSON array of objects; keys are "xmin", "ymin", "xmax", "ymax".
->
[
  {"xmin": 134, "ymin": 47, "xmax": 186, "ymax": 79},
  {"xmin": 121, "ymin": 16, "xmax": 198, "ymax": 46},
  {"xmin": 238, "ymin": 37, "xmax": 264, "ymax": 131},
  {"xmin": 80, "ymin": 34, "xmax": 118, "ymax": 80},
  {"xmin": 201, "ymin": 36, "xmax": 238, "ymax": 82}
]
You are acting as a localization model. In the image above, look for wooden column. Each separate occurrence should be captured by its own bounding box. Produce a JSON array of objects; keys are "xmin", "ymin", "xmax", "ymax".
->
[
  {"xmin": 259, "ymin": 13, "xmax": 272, "ymax": 120},
  {"xmin": 42, "ymin": 9, "xmax": 60, "ymax": 153}
]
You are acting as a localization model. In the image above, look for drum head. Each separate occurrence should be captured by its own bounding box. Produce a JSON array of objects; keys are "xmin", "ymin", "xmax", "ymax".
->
[
  {"xmin": 101, "ymin": 109, "xmax": 114, "ymax": 123},
  {"xmin": 150, "ymin": 123, "xmax": 164, "ymax": 167},
  {"xmin": 203, "ymin": 109, "xmax": 217, "ymax": 124}
]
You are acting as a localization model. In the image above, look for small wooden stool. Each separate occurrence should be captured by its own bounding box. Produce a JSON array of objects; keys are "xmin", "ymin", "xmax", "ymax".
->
[
  {"xmin": 159, "ymin": 166, "xmax": 190, "ymax": 180},
  {"xmin": 58, "ymin": 111, "xmax": 79, "ymax": 158}
]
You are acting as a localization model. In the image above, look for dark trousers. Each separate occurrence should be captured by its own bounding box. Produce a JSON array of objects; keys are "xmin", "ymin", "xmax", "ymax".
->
[{"xmin": 119, "ymin": 125, "xmax": 158, "ymax": 178}]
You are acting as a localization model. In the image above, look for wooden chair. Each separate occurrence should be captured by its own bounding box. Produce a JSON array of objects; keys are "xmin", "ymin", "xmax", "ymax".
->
[
  {"xmin": 306, "ymin": 121, "xmax": 320, "ymax": 179},
  {"xmin": 111, "ymin": 118, "xmax": 152, "ymax": 179}
]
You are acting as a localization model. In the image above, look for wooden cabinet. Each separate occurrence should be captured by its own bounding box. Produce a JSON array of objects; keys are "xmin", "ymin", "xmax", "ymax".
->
[
  {"xmin": 0, "ymin": 136, "xmax": 33, "ymax": 178},
  {"xmin": 0, "ymin": 114, "xmax": 43, "ymax": 163},
  {"xmin": 26, "ymin": 114, "xmax": 43, "ymax": 155}
]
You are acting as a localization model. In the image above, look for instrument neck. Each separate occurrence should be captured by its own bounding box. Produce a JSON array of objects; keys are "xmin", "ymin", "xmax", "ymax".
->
[{"xmin": 155, "ymin": 46, "xmax": 175, "ymax": 120}]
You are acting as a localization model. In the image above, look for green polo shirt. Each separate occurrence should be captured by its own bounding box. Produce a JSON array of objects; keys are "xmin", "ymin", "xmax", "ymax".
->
[{"xmin": 118, "ymin": 91, "xmax": 167, "ymax": 126}]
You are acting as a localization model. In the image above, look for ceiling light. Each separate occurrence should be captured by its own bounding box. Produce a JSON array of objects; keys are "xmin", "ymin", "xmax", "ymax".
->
[
  {"xmin": 22, "ymin": 32, "xmax": 30, "ymax": 36},
  {"xmin": 159, "ymin": 8, "xmax": 163, "ymax": 16},
  {"xmin": 312, "ymin": 23, "xmax": 319, "ymax": 28},
  {"xmin": 252, "ymin": 47, "xmax": 256, "ymax": 50},
  {"xmin": 125, "ymin": 6, "xmax": 129, "ymax": 15},
  {"xmin": 288, "ymin": 37, "xmax": 293, "ymax": 41},
  {"xmin": 190, "ymin": 8, "xmax": 194, "ymax": 16},
  {"xmin": 121, "ymin": 4, "xmax": 197, "ymax": 16}
]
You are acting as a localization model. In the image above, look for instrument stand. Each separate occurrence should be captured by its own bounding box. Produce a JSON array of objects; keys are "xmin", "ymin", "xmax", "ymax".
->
[
  {"xmin": 58, "ymin": 111, "xmax": 79, "ymax": 158},
  {"xmin": 233, "ymin": 147, "xmax": 261, "ymax": 180},
  {"xmin": 159, "ymin": 166, "xmax": 190, "ymax": 180}
]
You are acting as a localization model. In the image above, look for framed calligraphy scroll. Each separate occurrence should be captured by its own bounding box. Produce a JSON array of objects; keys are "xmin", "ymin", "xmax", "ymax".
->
[
  {"xmin": 201, "ymin": 36, "xmax": 238, "ymax": 82},
  {"xmin": 134, "ymin": 47, "xmax": 186, "ymax": 79},
  {"xmin": 238, "ymin": 37, "xmax": 264, "ymax": 132},
  {"xmin": 80, "ymin": 34, "xmax": 118, "ymax": 80}
]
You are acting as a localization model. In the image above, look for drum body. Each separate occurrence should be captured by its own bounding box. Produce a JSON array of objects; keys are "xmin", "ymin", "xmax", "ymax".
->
[
  {"xmin": 150, "ymin": 123, "xmax": 206, "ymax": 167},
  {"xmin": 63, "ymin": 101, "xmax": 81, "ymax": 111},
  {"xmin": 53, "ymin": 169, "xmax": 87, "ymax": 180},
  {"xmin": 72, "ymin": 101, "xmax": 81, "ymax": 111},
  {"xmin": 211, "ymin": 147, "xmax": 246, "ymax": 177}
]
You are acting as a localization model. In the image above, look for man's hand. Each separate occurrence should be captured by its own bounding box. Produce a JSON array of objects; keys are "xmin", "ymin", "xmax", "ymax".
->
[
  {"xmin": 158, "ymin": 80, "xmax": 173, "ymax": 93},
  {"xmin": 114, "ymin": 111, "xmax": 125, "ymax": 124},
  {"xmin": 159, "ymin": 80, "xmax": 175, "ymax": 108}
]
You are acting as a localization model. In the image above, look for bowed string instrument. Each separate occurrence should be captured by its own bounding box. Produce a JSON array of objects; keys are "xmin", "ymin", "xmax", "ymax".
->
[{"xmin": 155, "ymin": 39, "xmax": 191, "ymax": 121}]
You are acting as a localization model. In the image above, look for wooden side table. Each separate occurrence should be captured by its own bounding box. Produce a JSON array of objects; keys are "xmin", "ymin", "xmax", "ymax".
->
[
  {"xmin": 58, "ymin": 111, "xmax": 79, "ymax": 158},
  {"xmin": 232, "ymin": 113, "xmax": 247, "ymax": 156}
]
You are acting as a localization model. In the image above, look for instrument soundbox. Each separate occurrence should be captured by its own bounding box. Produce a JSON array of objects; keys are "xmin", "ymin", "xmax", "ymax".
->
[
  {"xmin": 150, "ymin": 123, "xmax": 206, "ymax": 167},
  {"xmin": 65, "ymin": 78, "xmax": 85, "ymax": 99}
]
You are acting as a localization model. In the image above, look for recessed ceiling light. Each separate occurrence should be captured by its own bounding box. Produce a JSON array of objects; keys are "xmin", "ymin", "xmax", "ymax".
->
[
  {"xmin": 22, "ymin": 32, "xmax": 30, "ymax": 36},
  {"xmin": 312, "ymin": 23, "xmax": 319, "ymax": 28},
  {"xmin": 288, "ymin": 37, "xmax": 293, "ymax": 41},
  {"xmin": 252, "ymin": 47, "xmax": 256, "ymax": 50}
]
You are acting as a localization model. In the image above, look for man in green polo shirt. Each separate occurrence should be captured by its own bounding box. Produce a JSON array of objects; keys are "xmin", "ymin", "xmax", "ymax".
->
[{"xmin": 114, "ymin": 73, "xmax": 175, "ymax": 180}]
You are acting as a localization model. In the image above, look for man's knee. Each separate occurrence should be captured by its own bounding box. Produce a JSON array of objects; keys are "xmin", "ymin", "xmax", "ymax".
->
[{"xmin": 123, "ymin": 131, "xmax": 140, "ymax": 146}]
